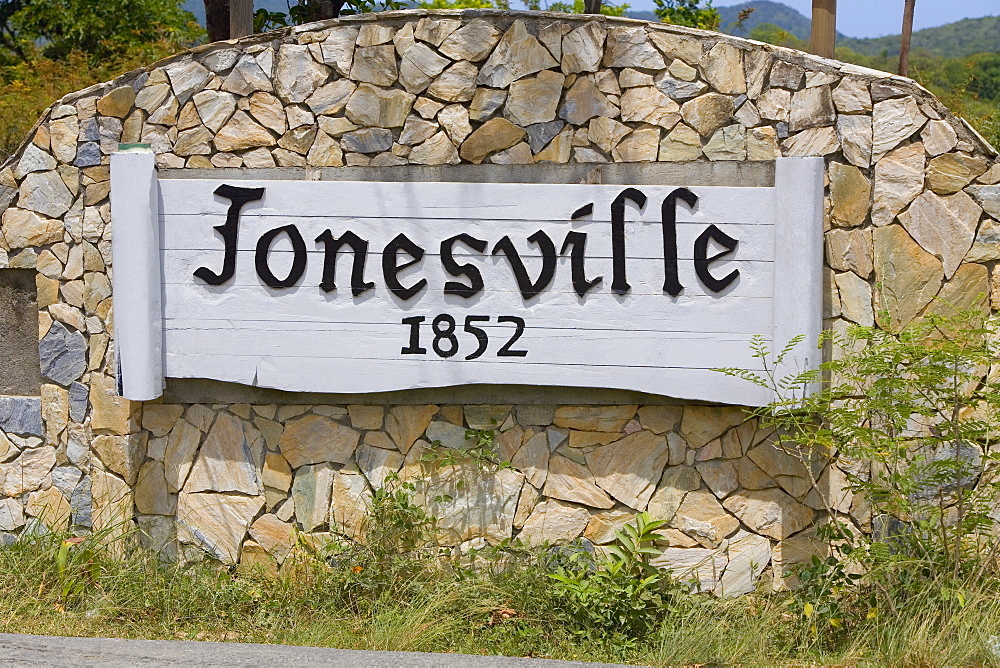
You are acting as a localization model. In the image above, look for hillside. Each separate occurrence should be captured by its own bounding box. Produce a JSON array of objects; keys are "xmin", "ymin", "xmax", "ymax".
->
[{"xmin": 841, "ymin": 15, "xmax": 1000, "ymax": 59}]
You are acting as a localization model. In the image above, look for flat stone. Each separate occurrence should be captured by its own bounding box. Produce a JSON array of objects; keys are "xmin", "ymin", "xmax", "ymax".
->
[
  {"xmin": 703, "ymin": 42, "xmax": 745, "ymax": 94},
  {"xmin": 408, "ymin": 131, "xmax": 459, "ymax": 165},
  {"xmin": 38, "ymin": 321, "xmax": 86, "ymax": 386},
  {"xmin": 464, "ymin": 405, "xmax": 510, "ymax": 430},
  {"xmin": 927, "ymin": 152, "xmax": 989, "ymax": 195},
  {"xmin": 386, "ymin": 405, "xmax": 438, "ymax": 453},
  {"xmin": 789, "ymin": 85, "xmax": 835, "ymax": 132},
  {"xmin": 635, "ymin": 406, "xmax": 682, "ymax": 434},
  {"xmin": 479, "ymin": 23, "xmax": 556, "ymax": 90},
  {"xmin": 696, "ymin": 460, "xmax": 738, "ymax": 498},
  {"xmin": 922, "ymin": 120, "xmax": 958, "ymax": 156},
  {"xmin": 561, "ymin": 22, "xmax": 605, "ymax": 74},
  {"xmin": 163, "ymin": 418, "xmax": 202, "ymax": 493},
  {"xmin": 428, "ymin": 61, "xmax": 478, "ymax": 103},
  {"xmin": 0, "ymin": 497, "xmax": 24, "ymax": 531},
  {"xmin": 348, "ymin": 45, "xmax": 397, "ymax": 88},
  {"xmin": 355, "ymin": 443, "xmax": 404, "ymax": 491},
  {"xmin": 357, "ymin": 23, "xmax": 394, "ymax": 47},
  {"xmin": 0, "ymin": 445, "xmax": 55, "ymax": 496},
  {"xmin": 306, "ymin": 132, "xmax": 344, "ymax": 167},
  {"xmin": 459, "ymin": 117, "xmax": 525, "ymax": 164},
  {"xmin": 872, "ymin": 96, "xmax": 927, "ymax": 160},
  {"xmin": 275, "ymin": 44, "xmax": 329, "ymax": 103},
  {"xmin": 70, "ymin": 474, "xmax": 92, "ymax": 527},
  {"xmin": 469, "ymin": 87, "xmax": 507, "ymax": 122},
  {"xmin": 651, "ymin": 546, "xmax": 728, "ymax": 593},
  {"xmin": 836, "ymin": 114, "xmax": 873, "ymax": 168},
  {"xmin": 177, "ymin": 491, "xmax": 263, "ymax": 563},
  {"xmin": 51, "ymin": 465, "xmax": 82, "ymax": 497},
  {"xmin": 830, "ymin": 162, "xmax": 871, "ymax": 227},
  {"xmin": 553, "ymin": 405, "xmax": 636, "ymax": 432},
  {"xmin": 603, "ymin": 26, "xmax": 665, "ymax": 69},
  {"xmin": 330, "ymin": 468, "xmax": 371, "ymax": 541},
  {"xmin": 15, "ymin": 144, "xmax": 56, "ymax": 179},
  {"xmin": 587, "ymin": 431, "xmax": 669, "ymax": 510},
  {"xmin": 832, "ymin": 77, "xmax": 871, "ymax": 113},
  {"xmin": 654, "ymin": 74, "xmax": 706, "ymax": 100},
  {"xmin": 714, "ymin": 530, "xmax": 771, "ymax": 597},
  {"xmin": 89, "ymin": 373, "xmax": 136, "ymax": 435},
  {"xmin": 439, "ymin": 19, "xmax": 501, "ymax": 62},
  {"xmin": 585, "ymin": 116, "xmax": 626, "ymax": 154},
  {"xmin": 543, "ymin": 454, "xmax": 614, "ymax": 508},
  {"xmin": 413, "ymin": 17, "xmax": 459, "ymax": 46},
  {"xmin": 872, "ymin": 142, "xmax": 925, "ymax": 226},
  {"xmin": 782, "ymin": 126, "xmax": 839, "ymax": 156},
  {"xmin": 671, "ymin": 488, "xmax": 739, "ymax": 548},
  {"xmin": 747, "ymin": 126, "xmax": 780, "ymax": 160},
  {"xmin": 899, "ymin": 189, "xmax": 981, "ymax": 279},
  {"xmin": 770, "ymin": 60, "xmax": 804, "ymax": 89},
  {"xmin": 91, "ymin": 434, "xmax": 143, "ymax": 486},
  {"xmin": 659, "ymin": 123, "xmax": 702, "ymax": 161},
  {"xmin": 416, "ymin": 465, "xmax": 521, "ymax": 545},
  {"xmin": 341, "ymin": 127, "xmax": 393, "ymax": 154},
  {"xmin": 279, "ymin": 414, "xmax": 360, "ymax": 469},
  {"xmin": 185, "ymin": 413, "xmax": 262, "ymax": 495},
  {"xmin": 620, "ymin": 86, "xmax": 679, "ymax": 128},
  {"xmin": 318, "ymin": 26, "xmax": 359, "ymax": 76},
  {"xmin": 703, "ymin": 124, "xmax": 746, "ymax": 161},
  {"xmin": 249, "ymin": 514, "xmax": 295, "ymax": 562},
  {"xmin": 826, "ymin": 228, "xmax": 873, "ymax": 278},
  {"xmin": 584, "ymin": 508, "xmax": 635, "ymax": 544},
  {"xmin": 874, "ymin": 223, "xmax": 944, "ymax": 330},
  {"xmin": 611, "ymin": 127, "xmax": 659, "ymax": 161},
  {"xmin": 680, "ymin": 93, "xmax": 734, "ymax": 137},
  {"xmin": 724, "ymin": 488, "xmax": 814, "ymax": 540},
  {"xmin": 1, "ymin": 208, "xmax": 62, "ymax": 249},
  {"xmin": 510, "ymin": 431, "xmax": 547, "ymax": 489},
  {"xmin": 345, "ymin": 84, "xmax": 414, "ymax": 128},
  {"xmin": 141, "ymin": 405, "xmax": 184, "ymax": 437},
  {"xmin": 968, "ymin": 185, "xmax": 1000, "ymax": 219},
  {"xmin": 18, "ymin": 171, "xmax": 72, "ymax": 218},
  {"xmin": 291, "ymin": 462, "xmax": 335, "ymax": 532},
  {"xmin": 213, "ymin": 111, "xmax": 275, "ymax": 152},
  {"xmin": 522, "ymin": 120, "xmax": 563, "ymax": 154},
  {"xmin": 134, "ymin": 460, "xmax": 173, "ymax": 515},
  {"xmin": 505, "ymin": 70, "xmax": 564, "ymax": 126},
  {"xmin": 438, "ymin": 104, "xmax": 472, "ymax": 143},
  {"xmin": 680, "ymin": 405, "xmax": 744, "ymax": 449},
  {"xmin": 164, "ymin": 60, "xmax": 211, "ymax": 103},
  {"xmin": 517, "ymin": 498, "xmax": 590, "ymax": 545},
  {"xmin": 559, "ymin": 76, "xmax": 617, "ymax": 126}
]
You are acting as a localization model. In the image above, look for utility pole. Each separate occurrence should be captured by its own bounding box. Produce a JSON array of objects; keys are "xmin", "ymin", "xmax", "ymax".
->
[
  {"xmin": 230, "ymin": 0, "xmax": 254, "ymax": 39},
  {"xmin": 899, "ymin": 0, "xmax": 916, "ymax": 76},
  {"xmin": 811, "ymin": 0, "xmax": 837, "ymax": 59}
]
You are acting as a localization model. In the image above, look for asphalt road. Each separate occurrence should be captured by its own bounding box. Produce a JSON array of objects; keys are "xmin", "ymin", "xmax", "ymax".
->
[{"xmin": 0, "ymin": 634, "xmax": 629, "ymax": 667}]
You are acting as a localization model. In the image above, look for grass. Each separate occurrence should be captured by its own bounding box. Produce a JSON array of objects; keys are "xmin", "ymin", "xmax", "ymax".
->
[{"xmin": 3, "ymin": 525, "xmax": 1000, "ymax": 667}]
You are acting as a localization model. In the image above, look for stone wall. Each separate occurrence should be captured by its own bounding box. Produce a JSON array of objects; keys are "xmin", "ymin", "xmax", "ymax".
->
[{"xmin": 0, "ymin": 9, "xmax": 998, "ymax": 595}]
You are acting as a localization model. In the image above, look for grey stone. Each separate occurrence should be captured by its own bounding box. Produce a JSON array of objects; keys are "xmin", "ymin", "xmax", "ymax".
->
[
  {"xmin": 80, "ymin": 118, "xmax": 99, "ymax": 141},
  {"xmin": 39, "ymin": 322, "xmax": 87, "ymax": 386},
  {"xmin": 0, "ymin": 397, "xmax": 42, "ymax": 436},
  {"xmin": 341, "ymin": 128, "xmax": 393, "ymax": 153},
  {"xmin": 426, "ymin": 420, "xmax": 473, "ymax": 449},
  {"xmin": 71, "ymin": 475, "xmax": 92, "ymax": 528},
  {"xmin": 73, "ymin": 142, "xmax": 102, "ymax": 168},
  {"xmin": 51, "ymin": 465, "xmax": 82, "ymax": 497},
  {"xmin": 654, "ymin": 74, "xmax": 707, "ymax": 100},
  {"xmin": 526, "ymin": 120, "xmax": 565, "ymax": 153},
  {"xmin": 19, "ymin": 171, "xmax": 73, "ymax": 218},
  {"xmin": 516, "ymin": 404, "xmax": 555, "ymax": 426},
  {"xmin": 68, "ymin": 382, "xmax": 88, "ymax": 422}
]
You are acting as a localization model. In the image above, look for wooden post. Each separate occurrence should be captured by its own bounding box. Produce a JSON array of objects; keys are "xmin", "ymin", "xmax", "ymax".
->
[
  {"xmin": 229, "ymin": 0, "xmax": 254, "ymax": 39},
  {"xmin": 811, "ymin": 0, "xmax": 837, "ymax": 59},
  {"xmin": 899, "ymin": 0, "xmax": 916, "ymax": 76}
]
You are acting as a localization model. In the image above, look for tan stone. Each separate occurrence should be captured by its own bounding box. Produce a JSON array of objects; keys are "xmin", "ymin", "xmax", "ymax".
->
[
  {"xmin": 872, "ymin": 142, "xmax": 925, "ymax": 226},
  {"xmin": 584, "ymin": 508, "xmax": 635, "ymax": 544},
  {"xmin": 603, "ymin": 26, "xmax": 665, "ymax": 69},
  {"xmin": 832, "ymin": 77, "xmax": 871, "ymax": 113},
  {"xmin": 927, "ymin": 152, "xmax": 989, "ymax": 195},
  {"xmin": 788, "ymin": 85, "xmax": 835, "ymax": 132},
  {"xmin": 543, "ymin": 454, "xmax": 614, "ymax": 509},
  {"xmin": 714, "ymin": 530, "xmax": 771, "ymax": 598},
  {"xmin": 398, "ymin": 43, "xmax": 449, "ymax": 94},
  {"xmin": 830, "ymin": 162, "xmax": 871, "ymax": 227},
  {"xmin": 723, "ymin": 488, "xmax": 814, "ymax": 540},
  {"xmin": 561, "ymin": 22, "xmax": 606, "ymax": 74},
  {"xmin": 652, "ymin": 546, "xmax": 728, "ymax": 593},
  {"xmin": 26, "ymin": 486, "xmax": 70, "ymax": 530},
  {"xmin": 96, "ymin": 86, "xmax": 135, "ymax": 118},
  {"xmin": 756, "ymin": 88, "xmax": 790, "ymax": 122},
  {"xmin": 922, "ymin": 120, "xmax": 958, "ymax": 157},
  {"xmin": 213, "ymin": 111, "xmax": 275, "ymax": 152},
  {"xmin": 346, "ymin": 405, "xmax": 383, "ymax": 430},
  {"xmin": 439, "ymin": 19, "xmax": 502, "ymax": 62},
  {"xmin": 135, "ymin": 460, "xmax": 174, "ymax": 515},
  {"xmin": 41, "ymin": 384, "xmax": 68, "ymax": 442},
  {"xmin": 659, "ymin": 124, "xmax": 702, "ymax": 161},
  {"xmin": 703, "ymin": 42, "xmax": 745, "ymax": 94},
  {"xmin": 782, "ymin": 126, "xmax": 839, "ymax": 156},
  {"xmin": 613, "ymin": 127, "xmax": 660, "ymax": 162},
  {"xmin": 680, "ymin": 93, "xmax": 734, "ymax": 137},
  {"xmin": 533, "ymin": 127, "xmax": 572, "ymax": 163},
  {"xmin": 671, "ymin": 489, "xmax": 739, "ymax": 548},
  {"xmin": 969, "ymin": 218, "xmax": 1000, "ymax": 262},
  {"xmin": 407, "ymin": 131, "xmax": 459, "ymax": 165},
  {"xmin": 505, "ymin": 70, "xmax": 564, "ymax": 126},
  {"xmin": 185, "ymin": 413, "xmax": 262, "ymax": 495},
  {"xmin": 510, "ymin": 431, "xmax": 548, "ymax": 489},
  {"xmin": 275, "ymin": 44, "xmax": 329, "ymax": 103},
  {"xmin": 459, "ymin": 118, "xmax": 525, "ymax": 164},
  {"xmin": 469, "ymin": 87, "xmax": 507, "ymax": 121},
  {"xmin": 350, "ymin": 45, "xmax": 398, "ymax": 87},
  {"xmin": 837, "ymin": 114, "xmax": 873, "ymax": 168},
  {"xmin": 91, "ymin": 468, "xmax": 133, "ymax": 552},
  {"xmin": 619, "ymin": 86, "xmax": 679, "ymax": 128},
  {"xmin": 330, "ymin": 468, "xmax": 371, "ymax": 540},
  {"xmin": 345, "ymin": 84, "xmax": 414, "ymax": 128},
  {"xmin": 306, "ymin": 132, "xmax": 344, "ymax": 168},
  {"xmin": 89, "ymin": 373, "xmax": 136, "ymax": 435},
  {"xmin": 0, "ymin": 446, "xmax": 56, "ymax": 497},
  {"xmin": 428, "ymin": 61, "xmax": 479, "ymax": 103},
  {"xmin": 414, "ymin": 17, "xmax": 460, "ymax": 47},
  {"xmin": 559, "ymin": 76, "xmax": 617, "ymax": 126},
  {"xmin": 385, "ymin": 404, "xmax": 438, "ymax": 454},
  {"xmin": 586, "ymin": 431, "xmax": 669, "ymax": 510},
  {"xmin": 249, "ymin": 513, "xmax": 295, "ymax": 562},
  {"xmin": 703, "ymin": 124, "xmax": 746, "ymax": 161},
  {"xmin": 279, "ymin": 414, "xmax": 359, "ymax": 469},
  {"xmin": 923, "ymin": 262, "xmax": 989, "ymax": 322},
  {"xmin": 826, "ymin": 228, "xmax": 873, "ymax": 278},
  {"xmin": 553, "ymin": 405, "xmax": 636, "ymax": 432},
  {"xmin": 647, "ymin": 465, "xmax": 700, "ymax": 523},
  {"xmin": 647, "ymin": 30, "xmax": 702, "ymax": 65},
  {"xmin": 872, "ymin": 96, "xmax": 927, "ymax": 160},
  {"xmin": 517, "ymin": 499, "xmax": 590, "ymax": 545},
  {"xmin": 898, "ymin": 189, "xmax": 981, "ymax": 279},
  {"xmin": 478, "ymin": 20, "xmax": 557, "ymax": 89},
  {"xmin": 142, "ymin": 404, "xmax": 184, "ymax": 437},
  {"xmin": 1, "ymin": 209, "xmax": 62, "ymax": 248},
  {"xmin": 680, "ymin": 405, "xmax": 744, "ymax": 449},
  {"xmin": 587, "ymin": 116, "xmax": 629, "ymax": 154},
  {"xmin": 438, "ymin": 104, "xmax": 472, "ymax": 144},
  {"xmin": 176, "ymin": 491, "xmax": 264, "ymax": 563},
  {"xmin": 636, "ymin": 405, "xmax": 682, "ymax": 434},
  {"xmin": 746, "ymin": 126, "xmax": 780, "ymax": 160}
]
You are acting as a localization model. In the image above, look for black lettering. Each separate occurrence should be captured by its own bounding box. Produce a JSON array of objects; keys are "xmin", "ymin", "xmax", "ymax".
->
[
  {"xmin": 316, "ymin": 230, "xmax": 374, "ymax": 297},
  {"xmin": 661, "ymin": 188, "xmax": 697, "ymax": 297},
  {"xmin": 440, "ymin": 233, "xmax": 488, "ymax": 298},
  {"xmin": 382, "ymin": 233, "xmax": 427, "ymax": 300},
  {"xmin": 255, "ymin": 224, "xmax": 307, "ymax": 288},
  {"xmin": 492, "ymin": 231, "xmax": 557, "ymax": 300},
  {"xmin": 694, "ymin": 224, "xmax": 740, "ymax": 293},
  {"xmin": 401, "ymin": 316, "xmax": 427, "ymax": 354},
  {"xmin": 496, "ymin": 316, "xmax": 527, "ymax": 357},
  {"xmin": 194, "ymin": 184, "xmax": 265, "ymax": 285},
  {"xmin": 560, "ymin": 231, "xmax": 602, "ymax": 298},
  {"xmin": 610, "ymin": 187, "xmax": 647, "ymax": 296}
]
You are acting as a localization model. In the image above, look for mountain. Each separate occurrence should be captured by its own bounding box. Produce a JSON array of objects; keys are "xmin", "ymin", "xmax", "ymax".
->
[
  {"xmin": 841, "ymin": 15, "xmax": 1000, "ymax": 59},
  {"xmin": 182, "ymin": 0, "xmax": 295, "ymax": 23},
  {"xmin": 625, "ymin": 1, "xmax": 823, "ymax": 40}
]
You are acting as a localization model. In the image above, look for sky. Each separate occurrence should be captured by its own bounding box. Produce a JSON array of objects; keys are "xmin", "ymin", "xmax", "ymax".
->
[{"xmin": 624, "ymin": 0, "xmax": 1000, "ymax": 39}]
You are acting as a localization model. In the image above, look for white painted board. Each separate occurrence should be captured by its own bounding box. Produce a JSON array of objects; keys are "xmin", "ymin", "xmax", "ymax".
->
[{"xmin": 113, "ymin": 158, "xmax": 824, "ymax": 405}]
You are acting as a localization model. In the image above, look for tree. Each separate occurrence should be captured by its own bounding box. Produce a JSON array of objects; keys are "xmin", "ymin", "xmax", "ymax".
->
[
  {"xmin": 654, "ymin": 0, "xmax": 720, "ymax": 31},
  {"xmin": 899, "ymin": 0, "xmax": 916, "ymax": 76}
]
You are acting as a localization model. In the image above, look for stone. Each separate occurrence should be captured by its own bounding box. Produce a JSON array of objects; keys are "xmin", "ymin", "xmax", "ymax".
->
[
  {"xmin": 416, "ymin": 465, "xmax": 521, "ymax": 545},
  {"xmin": 789, "ymin": 85, "xmax": 835, "ymax": 132},
  {"xmin": 968, "ymin": 185, "xmax": 1000, "ymax": 219},
  {"xmin": 584, "ymin": 116, "xmax": 627, "ymax": 155},
  {"xmin": 836, "ymin": 114, "xmax": 873, "ymax": 168},
  {"xmin": 459, "ymin": 118, "xmax": 525, "ymax": 164},
  {"xmin": 355, "ymin": 443, "xmax": 404, "ymax": 491},
  {"xmin": 279, "ymin": 414, "xmax": 360, "ymax": 469},
  {"xmin": 724, "ymin": 488, "xmax": 814, "ymax": 540},
  {"xmin": 439, "ymin": 19, "xmax": 502, "ymax": 62},
  {"xmin": 899, "ymin": 189, "xmax": 981, "ymax": 279},
  {"xmin": 134, "ymin": 460, "xmax": 173, "ymax": 515},
  {"xmin": 291, "ymin": 462, "xmax": 335, "ymax": 532},
  {"xmin": 319, "ymin": 26, "xmax": 359, "ymax": 76},
  {"xmin": 659, "ymin": 124, "xmax": 702, "ymax": 161},
  {"xmin": 671, "ymin": 489, "xmax": 739, "ymax": 548},
  {"xmin": 469, "ymin": 88, "xmax": 507, "ymax": 121},
  {"xmin": 52, "ymin": 465, "xmax": 82, "ymax": 497},
  {"xmin": 511, "ymin": 431, "xmax": 548, "ymax": 489},
  {"xmin": 927, "ymin": 152, "xmax": 989, "ymax": 195},
  {"xmin": 652, "ymin": 546, "xmax": 728, "ymax": 593},
  {"xmin": 73, "ymin": 143, "xmax": 101, "ymax": 168},
  {"xmin": 177, "ymin": 491, "xmax": 263, "ymax": 563},
  {"xmin": 164, "ymin": 60, "xmax": 211, "ymax": 103},
  {"xmin": 832, "ymin": 77, "xmax": 871, "ymax": 113},
  {"xmin": 304, "ymin": 81, "xmax": 356, "ymax": 118},
  {"xmin": 613, "ymin": 128, "xmax": 660, "ymax": 162},
  {"xmin": 635, "ymin": 406, "xmax": 682, "ymax": 434},
  {"xmin": 185, "ymin": 413, "xmax": 262, "ymax": 495},
  {"xmin": 654, "ymin": 74, "xmax": 706, "ymax": 100},
  {"xmin": 142, "ymin": 405, "xmax": 184, "ymax": 437},
  {"xmin": 829, "ymin": 162, "xmax": 871, "ymax": 227},
  {"xmin": 603, "ymin": 26, "xmax": 665, "ymax": 69},
  {"xmin": 414, "ymin": 17, "xmax": 460, "ymax": 46},
  {"xmin": 587, "ymin": 431, "xmax": 670, "ymax": 510},
  {"xmin": 518, "ymin": 499, "xmax": 590, "ymax": 545},
  {"xmin": 584, "ymin": 508, "xmax": 635, "ymax": 544},
  {"xmin": 15, "ymin": 144, "xmax": 56, "ymax": 179},
  {"xmin": 559, "ymin": 76, "xmax": 617, "ymax": 126},
  {"xmin": 213, "ymin": 111, "xmax": 275, "ymax": 152},
  {"xmin": 306, "ymin": 132, "xmax": 344, "ymax": 167},
  {"xmin": 438, "ymin": 104, "xmax": 472, "ymax": 143},
  {"xmin": 478, "ymin": 20, "xmax": 558, "ymax": 89},
  {"xmin": 38, "ymin": 321, "xmax": 86, "ymax": 386},
  {"xmin": 734, "ymin": 99, "xmax": 761, "ymax": 127},
  {"xmin": 757, "ymin": 89, "xmax": 791, "ymax": 122},
  {"xmin": 543, "ymin": 454, "xmax": 614, "ymax": 509},
  {"xmin": 703, "ymin": 125, "xmax": 746, "ymax": 161},
  {"xmin": 874, "ymin": 224, "xmax": 944, "ymax": 330},
  {"xmin": 345, "ymin": 84, "xmax": 414, "ymax": 128},
  {"xmin": 465, "ymin": 405, "xmax": 510, "ymax": 430},
  {"xmin": 703, "ymin": 42, "xmax": 745, "ymax": 94},
  {"xmin": 357, "ymin": 23, "xmax": 395, "ymax": 47},
  {"xmin": 347, "ymin": 405, "xmax": 383, "ymax": 430},
  {"xmin": 769, "ymin": 60, "xmax": 804, "ymax": 90},
  {"xmin": 782, "ymin": 127, "xmax": 839, "ymax": 156},
  {"xmin": 747, "ymin": 126, "xmax": 780, "ymax": 160},
  {"xmin": 249, "ymin": 514, "xmax": 295, "ymax": 562},
  {"xmin": 827, "ymin": 228, "xmax": 873, "ymax": 278},
  {"xmin": 561, "ymin": 22, "xmax": 606, "ymax": 75},
  {"xmin": 386, "ymin": 405, "xmax": 438, "ymax": 454},
  {"xmin": 714, "ymin": 530, "xmax": 771, "ymax": 598},
  {"xmin": 349, "ymin": 45, "xmax": 397, "ymax": 88},
  {"xmin": 0, "ymin": 497, "xmax": 24, "ymax": 531},
  {"xmin": 922, "ymin": 120, "xmax": 958, "ymax": 157},
  {"xmin": 428, "ymin": 61, "xmax": 478, "ymax": 103},
  {"xmin": 680, "ymin": 93, "xmax": 734, "ymax": 137},
  {"xmin": 275, "ymin": 45, "xmax": 329, "ymax": 103},
  {"xmin": 18, "ymin": 171, "xmax": 73, "ymax": 218},
  {"xmin": 696, "ymin": 460, "xmax": 738, "ymax": 498},
  {"xmin": 871, "ymin": 142, "xmax": 925, "ymax": 226},
  {"xmin": 1, "ymin": 208, "xmax": 62, "ymax": 249},
  {"xmin": 330, "ymin": 468, "xmax": 371, "ymax": 541},
  {"xmin": 0, "ymin": 445, "xmax": 55, "ymax": 496},
  {"xmin": 680, "ymin": 406, "xmax": 744, "ymax": 449},
  {"xmin": 505, "ymin": 70, "xmax": 564, "ymax": 126},
  {"xmin": 836, "ymin": 271, "xmax": 874, "ymax": 327},
  {"xmin": 409, "ymin": 131, "xmax": 460, "ymax": 165},
  {"xmin": 553, "ymin": 405, "xmax": 635, "ymax": 432},
  {"xmin": 262, "ymin": 453, "xmax": 292, "ymax": 494},
  {"xmin": 872, "ymin": 96, "xmax": 926, "ymax": 160},
  {"xmin": 522, "ymin": 120, "xmax": 562, "ymax": 154},
  {"xmin": 398, "ymin": 116, "xmax": 437, "ymax": 146},
  {"xmin": 341, "ymin": 128, "xmax": 393, "ymax": 154},
  {"xmin": 425, "ymin": 420, "xmax": 472, "ymax": 450},
  {"xmin": 160, "ymin": 418, "xmax": 202, "ymax": 493},
  {"xmin": 89, "ymin": 373, "xmax": 136, "ymax": 435},
  {"xmin": 620, "ymin": 86, "xmax": 679, "ymax": 128},
  {"xmin": 398, "ymin": 43, "xmax": 449, "ymax": 94}
]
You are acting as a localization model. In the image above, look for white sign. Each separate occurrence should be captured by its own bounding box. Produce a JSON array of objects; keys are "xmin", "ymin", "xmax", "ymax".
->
[{"xmin": 110, "ymin": 154, "xmax": 823, "ymax": 406}]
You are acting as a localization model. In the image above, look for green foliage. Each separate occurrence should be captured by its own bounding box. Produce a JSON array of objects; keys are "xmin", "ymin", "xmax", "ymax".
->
[
  {"xmin": 840, "ymin": 16, "xmax": 1000, "ymax": 60},
  {"xmin": 549, "ymin": 512, "xmax": 677, "ymax": 638},
  {"xmin": 416, "ymin": 0, "xmax": 509, "ymax": 9},
  {"xmin": 654, "ymin": 0, "xmax": 720, "ymax": 31}
]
